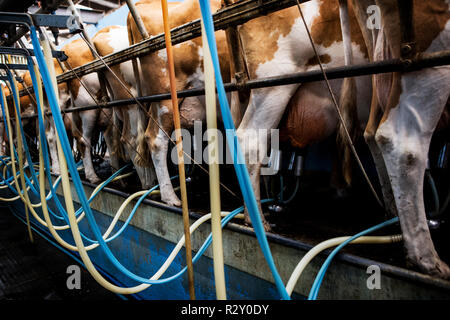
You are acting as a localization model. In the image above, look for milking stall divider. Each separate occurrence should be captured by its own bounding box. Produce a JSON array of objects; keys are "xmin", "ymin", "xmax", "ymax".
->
[{"xmin": 0, "ymin": 0, "xmax": 449, "ymax": 301}]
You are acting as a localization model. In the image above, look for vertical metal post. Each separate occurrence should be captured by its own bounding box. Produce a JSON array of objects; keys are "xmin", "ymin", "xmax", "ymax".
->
[
  {"xmin": 125, "ymin": 0, "xmax": 148, "ymax": 98},
  {"xmin": 125, "ymin": 0, "xmax": 149, "ymax": 40},
  {"xmin": 67, "ymin": 0, "xmax": 109, "ymax": 102},
  {"xmin": 397, "ymin": 0, "xmax": 416, "ymax": 60},
  {"xmin": 222, "ymin": 0, "xmax": 249, "ymax": 126}
]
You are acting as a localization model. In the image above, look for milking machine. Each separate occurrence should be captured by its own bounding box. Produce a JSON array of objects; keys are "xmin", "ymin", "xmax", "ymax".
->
[
  {"xmin": 0, "ymin": 2, "xmax": 413, "ymax": 300},
  {"xmin": 265, "ymin": 148, "xmax": 304, "ymax": 214}
]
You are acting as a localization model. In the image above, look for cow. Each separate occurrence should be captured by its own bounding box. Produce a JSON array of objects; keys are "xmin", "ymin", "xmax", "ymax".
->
[
  {"xmin": 347, "ymin": 0, "xmax": 450, "ymax": 278},
  {"xmin": 127, "ymin": 0, "xmax": 231, "ymax": 206},
  {"xmin": 230, "ymin": 0, "xmax": 450, "ymax": 279},
  {"xmin": 92, "ymin": 25, "xmax": 157, "ymax": 190},
  {"xmin": 215, "ymin": 0, "xmax": 372, "ymax": 232},
  {"xmin": 1, "ymin": 72, "xmax": 45, "ymax": 162},
  {"xmin": 52, "ymin": 37, "xmax": 118, "ymax": 184},
  {"xmin": 0, "ymin": 82, "xmax": 10, "ymax": 156}
]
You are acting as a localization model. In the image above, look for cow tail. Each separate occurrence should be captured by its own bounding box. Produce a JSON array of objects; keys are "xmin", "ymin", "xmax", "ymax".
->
[
  {"xmin": 127, "ymin": 13, "xmax": 152, "ymax": 167},
  {"xmin": 337, "ymin": 0, "xmax": 359, "ymax": 187}
]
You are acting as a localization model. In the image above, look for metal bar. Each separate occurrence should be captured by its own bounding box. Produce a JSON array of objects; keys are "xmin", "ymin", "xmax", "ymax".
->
[
  {"xmin": 125, "ymin": 0, "xmax": 149, "ymax": 40},
  {"xmin": 397, "ymin": 0, "xmax": 416, "ymax": 59},
  {"xmin": 0, "ymin": 0, "xmax": 71, "ymax": 46},
  {"xmin": 28, "ymin": 4, "xmax": 104, "ymax": 24},
  {"xmin": 10, "ymin": 0, "xmax": 304, "ymax": 99},
  {"xmin": 31, "ymin": 14, "xmax": 74, "ymax": 28},
  {"xmin": 0, "ymin": 12, "xmax": 72, "ymax": 29},
  {"xmin": 53, "ymin": 0, "xmax": 304, "ymax": 83},
  {"xmin": 16, "ymin": 49, "xmax": 450, "ymax": 119},
  {"xmin": 0, "ymin": 76, "xmax": 21, "ymax": 81},
  {"xmin": 14, "ymin": 48, "xmax": 68, "ymax": 60},
  {"xmin": 81, "ymin": 0, "xmax": 121, "ymax": 10},
  {"xmin": 0, "ymin": 63, "xmax": 28, "ymax": 70}
]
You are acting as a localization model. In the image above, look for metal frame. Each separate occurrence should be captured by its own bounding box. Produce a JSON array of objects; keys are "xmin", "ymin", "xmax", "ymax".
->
[{"xmin": 2, "ymin": 0, "xmax": 450, "ymax": 121}]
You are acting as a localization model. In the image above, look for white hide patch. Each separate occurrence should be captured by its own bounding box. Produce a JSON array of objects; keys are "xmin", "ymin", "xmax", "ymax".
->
[
  {"xmin": 73, "ymin": 73, "xmax": 101, "ymax": 107},
  {"xmin": 255, "ymin": 0, "xmax": 321, "ymax": 79},
  {"xmin": 104, "ymin": 26, "xmax": 138, "ymax": 92}
]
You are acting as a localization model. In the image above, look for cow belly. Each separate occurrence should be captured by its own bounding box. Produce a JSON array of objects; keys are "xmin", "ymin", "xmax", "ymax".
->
[
  {"xmin": 280, "ymin": 82, "xmax": 338, "ymax": 148},
  {"xmin": 180, "ymin": 96, "xmax": 205, "ymax": 128}
]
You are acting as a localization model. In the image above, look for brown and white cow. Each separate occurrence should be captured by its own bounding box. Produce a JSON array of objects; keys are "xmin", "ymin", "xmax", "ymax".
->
[
  {"xmin": 231, "ymin": 0, "xmax": 450, "ymax": 278},
  {"xmin": 128, "ymin": 0, "xmax": 231, "ymax": 206},
  {"xmin": 347, "ymin": 0, "xmax": 450, "ymax": 278},
  {"xmin": 1, "ymin": 72, "xmax": 50, "ymax": 162},
  {"xmin": 221, "ymin": 0, "xmax": 372, "ymax": 230},
  {"xmin": 93, "ymin": 25, "xmax": 157, "ymax": 189},
  {"xmin": 52, "ymin": 37, "xmax": 118, "ymax": 184}
]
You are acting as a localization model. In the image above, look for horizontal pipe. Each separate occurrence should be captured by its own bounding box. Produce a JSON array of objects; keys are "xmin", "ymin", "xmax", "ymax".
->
[{"xmin": 15, "ymin": 49, "xmax": 450, "ymax": 119}]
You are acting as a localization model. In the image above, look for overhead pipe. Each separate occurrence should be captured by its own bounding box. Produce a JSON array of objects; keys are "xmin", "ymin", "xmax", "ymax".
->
[
  {"xmin": 14, "ymin": 49, "xmax": 450, "ymax": 120},
  {"xmin": 124, "ymin": 0, "xmax": 148, "ymax": 98}
]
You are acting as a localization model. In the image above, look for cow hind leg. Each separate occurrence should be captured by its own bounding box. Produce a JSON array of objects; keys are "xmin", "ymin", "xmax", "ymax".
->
[
  {"xmin": 46, "ymin": 121, "xmax": 61, "ymax": 175},
  {"xmin": 146, "ymin": 106, "xmax": 181, "ymax": 207},
  {"xmin": 376, "ymin": 70, "xmax": 450, "ymax": 278},
  {"xmin": 237, "ymin": 85, "xmax": 299, "ymax": 231},
  {"xmin": 363, "ymin": 81, "xmax": 398, "ymax": 216},
  {"xmin": 80, "ymin": 111, "xmax": 102, "ymax": 184}
]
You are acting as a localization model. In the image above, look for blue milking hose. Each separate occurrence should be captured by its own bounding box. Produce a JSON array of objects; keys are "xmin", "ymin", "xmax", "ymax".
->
[
  {"xmin": 30, "ymin": 26, "xmax": 222, "ymax": 286},
  {"xmin": 2, "ymin": 29, "xmax": 285, "ymax": 296},
  {"xmin": 197, "ymin": 0, "xmax": 290, "ymax": 300},
  {"xmin": 307, "ymin": 217, "xmax": 399, "ymax": 300}
]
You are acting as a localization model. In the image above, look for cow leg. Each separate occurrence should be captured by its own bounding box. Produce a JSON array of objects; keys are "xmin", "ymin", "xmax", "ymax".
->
[
  {"xmin": 0, "ymin": 122, "xmax": 5, "ymax": 157},
  {"xmin": 363, "ymin": 78, "xmax": 398, "ymax": 216},
  {"xmin": 146, "ymin": 102, "xmax": 181, "ymax": 206},
  {"xmin": 237, "ymin": 84, "xmax": 299, "ymax": 231},
  {"xmin": 100, "ymin": 110, "xmax": 121, "ymax": 172},
  {"xmin": 125, "ymin": 105, "xmax": 157, "ymax": 189},
  {"xmin": 46, "ymin": 120, "xmax": 60, "ymax": 175},
  {"xmin": 80, "ymin": 110, "xmax": 101, "ymax": 184},
  {"xmin": 375, "ymin": 69, "xmax": 450, "ymax": 278}
]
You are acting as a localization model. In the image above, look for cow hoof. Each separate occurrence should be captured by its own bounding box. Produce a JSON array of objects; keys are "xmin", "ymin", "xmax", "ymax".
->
[
  {"xmin": 408, "ymin": 256, "xmax": 450, "ymax": 280},
  {"xmin": 88, "ymin": 176, "xmax": 102, "ymax": 185},
  {"xmin": 163, "ymin": 197, "xmax": 182, "ymax": 207},
  {"xmin": 263, "ymin": 221, "xmax": 272, "ymax": 232},
  {"xmin": 244, "ymin": 216, "xmax": 272, "ymax": 233},
  {"xmin": 428, "ymin": 260, "xmax": 450, "ymax": 280}
]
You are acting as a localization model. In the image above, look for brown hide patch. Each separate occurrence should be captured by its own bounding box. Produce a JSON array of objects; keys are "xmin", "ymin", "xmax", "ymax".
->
[
  {"xmin": 130, "ymin": 0, "xmax": 229, "ymax": 94},
  {"xmin": 92, "ymin": 25, "xmax": 121, "ymax": 56},
  {"xmin": 240, "ymin": 0, "xmax": 368, "ymax": 78},
  {"xmin": 377, "ymin": 0, "xmax": 449, "ymax": 124},
  {"xmin": 306, "ymin": 54, "xmax": 331, "ymax": 66},
  {"xmin": 61, "ymin": 39, "xmax": 95, "ymax": 99},
  {"xmin": 239, "ymin": 7, "xmax": 298, "ymax": 77},
  {"xmin": 310, "ymin": 0, "xmax": 368, "ymax": 57},
  {"xmin": 413, "ymin": 0, "xmax": 450, "ymax": 53}
]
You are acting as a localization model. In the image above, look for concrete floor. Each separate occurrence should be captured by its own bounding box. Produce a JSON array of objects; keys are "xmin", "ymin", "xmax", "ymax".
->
[{"xmin": 0, "ymin": 206, "xmax": 120, "ymax": 300}]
